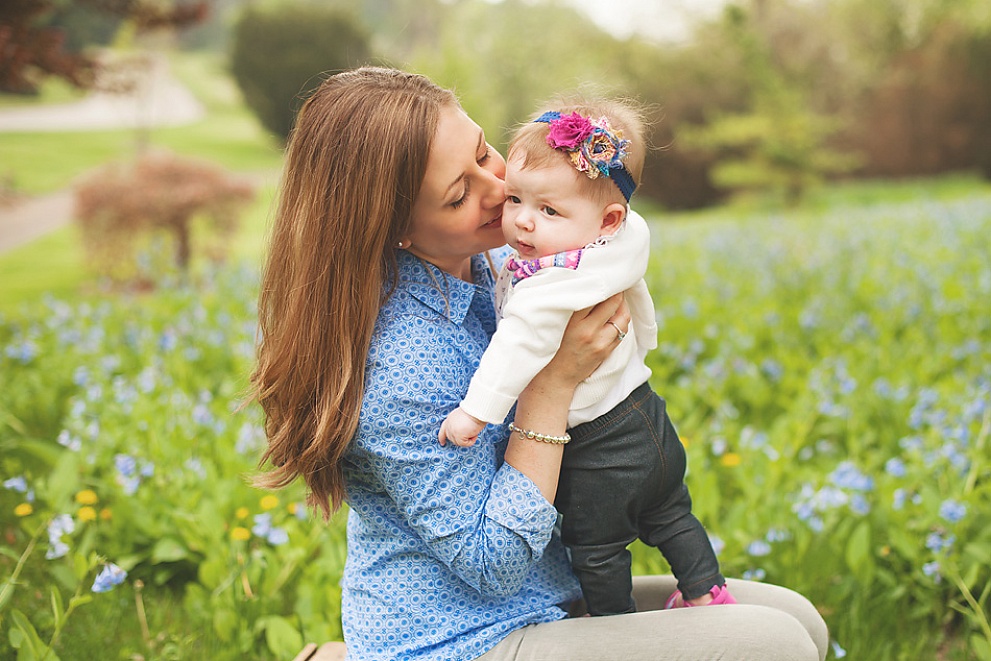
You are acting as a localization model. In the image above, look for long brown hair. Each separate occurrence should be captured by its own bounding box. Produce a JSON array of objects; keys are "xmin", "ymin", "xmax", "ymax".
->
[{"xmin": 250, "ymin": 67, "xmax": 457, "ymax": 519}]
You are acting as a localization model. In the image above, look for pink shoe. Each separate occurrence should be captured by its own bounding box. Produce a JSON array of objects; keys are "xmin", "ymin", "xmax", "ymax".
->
[{"xmin": 664, "ymin": 584, "xmax": 737, "ymax": 609}]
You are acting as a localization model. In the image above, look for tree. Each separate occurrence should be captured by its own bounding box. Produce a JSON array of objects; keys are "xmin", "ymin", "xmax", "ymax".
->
[
  {"xmin": 0, "ymin": 0, "xmax": 208, "ymax": 94},
  {"xmin": 230, "ymin": 4, "xmax": 372, "ymax": 141},
  {"xmin": 75, "ymin": 151, "xmax": 254, "ymax": 284},
  {"xmin": 678, "ymin": 4, "xmax": 859, "ymax": 206}
]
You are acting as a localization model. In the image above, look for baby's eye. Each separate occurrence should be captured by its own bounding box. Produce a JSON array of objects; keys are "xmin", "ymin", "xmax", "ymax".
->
[
  {"xmin": 542, "ymin": 206, "xmax": 558, "ymax": 216},
  {"xmin": 506, "ymin": 195, "xmax": 521, "ymax": 204}
]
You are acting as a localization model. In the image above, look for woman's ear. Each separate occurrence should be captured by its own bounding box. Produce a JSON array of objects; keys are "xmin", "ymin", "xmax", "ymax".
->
[{"xmin": 599, "ymin": 203, "xmax": 628, "ymax": 236}]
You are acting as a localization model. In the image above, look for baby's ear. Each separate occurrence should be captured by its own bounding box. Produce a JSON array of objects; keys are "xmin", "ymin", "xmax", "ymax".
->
[{"xmin": 600, "ymin": 203, "xmax": 627, "ymax": 235}]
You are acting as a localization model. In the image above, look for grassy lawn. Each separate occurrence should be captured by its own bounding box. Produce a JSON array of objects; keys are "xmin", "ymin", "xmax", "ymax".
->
[{"xmin": 0, "ymin": 51, "xmax": 283, "ymax": 195}]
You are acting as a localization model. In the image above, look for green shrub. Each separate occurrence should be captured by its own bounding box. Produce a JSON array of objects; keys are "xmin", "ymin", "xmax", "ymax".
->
[{"xmin": 230, "ymin": 4, "xmax": 373, "ymax": 141}]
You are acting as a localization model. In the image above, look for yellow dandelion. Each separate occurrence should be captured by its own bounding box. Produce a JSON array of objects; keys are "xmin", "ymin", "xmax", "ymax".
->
[
  {"xmin": 75, "ymin": 489, "xmax": 99, "ymax": 505},
  {"xmin": 78, "ymin": 506, "xmax": 97, "ymax": 522},
  {"xmin": 14, "ymin": 503, "xmax": 33, "ymax": 517},
  {"xmin": 679, "ymin": 436, "xmax": 689, "ymax": 448},
  {"xmin": 235, "ymin": 506, "xmax": 250, "ymax": 519},
  {"xmin": 231, "ymin": 527, "xmax": 251, "ymax": 541},
  {"xmin": 287, "ymin": 502, "xmax": 298, "ymax": 515},
  {"xmin": 99, "ymin": 508, "xmax": 113, "ymax": 521},
  {"xmin": 720, "ymin": 452, "xmax": 742, "ymax": 467},
  {"xmin": 259, "ymin": 495, "xmax": 279, "ymax": 511}
]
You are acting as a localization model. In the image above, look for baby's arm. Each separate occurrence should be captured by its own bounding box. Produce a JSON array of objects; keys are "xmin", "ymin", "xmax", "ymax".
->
[{"xmin": 439, "ymin": 407, "xmax": 485, "ymax": 447}]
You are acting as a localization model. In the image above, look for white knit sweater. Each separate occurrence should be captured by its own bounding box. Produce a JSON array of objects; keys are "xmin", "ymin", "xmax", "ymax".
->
[{"xmin": 460, "ymin": 210, "xmax": 658, "ymax": 427}]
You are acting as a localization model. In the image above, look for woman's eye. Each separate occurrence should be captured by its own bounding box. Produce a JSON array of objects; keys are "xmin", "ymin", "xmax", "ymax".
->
[
  {"xmin": 478, "ymin": 146, "xmax": 492, "ymax": 165},
  {"xmin": 451, "ymin": 179, "xmax": 471, "ymax": 209}
]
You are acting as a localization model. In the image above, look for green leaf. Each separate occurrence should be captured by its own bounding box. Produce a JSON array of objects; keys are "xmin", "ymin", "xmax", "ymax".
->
[
  {"xmin": 43, "ymin": 450, "xmax": 81, "ymax": 508},
  {"xmin": 50, "ymin": 587, "xmax": 65, "ymax": 631},
  {"xmin": 261, "ymin": 615, "xmax": 303, "ymax": 660},
  {"xmin": 213, "ymin": 608, "xmax": 238, "ymax": 642},
  {"xmin": 971, "ymin": 634, "xmax": 991, "ymax": 661},
  {"xmin": 151, "ymin": 537, "xmax": 190, "ymax": 564},
  {"xmin": 845, "ymin": 520, "xmax": 871, "ymax": 572},
  {"xmin": 9, "ymin": 609, "xmax": 46, "ymax": 660}
]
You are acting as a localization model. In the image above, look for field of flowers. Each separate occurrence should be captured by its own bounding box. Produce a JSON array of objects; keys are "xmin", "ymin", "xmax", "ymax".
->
[{"xmin": 1, "ymin": 188, "xmax": 989, "ymax": 660}]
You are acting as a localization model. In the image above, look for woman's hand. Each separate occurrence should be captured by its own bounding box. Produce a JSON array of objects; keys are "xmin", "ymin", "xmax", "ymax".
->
[{"xmin": 505, "ymin": 293, "xmax": 630, "ymax": 502}]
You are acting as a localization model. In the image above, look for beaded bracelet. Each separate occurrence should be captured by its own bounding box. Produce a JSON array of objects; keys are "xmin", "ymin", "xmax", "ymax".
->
[{"xmin": 508, "ymin": 422, "xmax": 571, "ymax": 445}]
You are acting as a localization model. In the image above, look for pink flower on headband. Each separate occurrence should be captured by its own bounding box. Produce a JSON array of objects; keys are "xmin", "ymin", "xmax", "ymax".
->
[{"xmin": 545, "ymin": 112, "xmax": 595, "ymax": 150}]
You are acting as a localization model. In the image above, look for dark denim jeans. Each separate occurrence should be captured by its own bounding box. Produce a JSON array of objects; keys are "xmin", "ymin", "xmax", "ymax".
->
[{"xmin": 556, "ymin": 382, "xmax": 724, "ymax": 616}]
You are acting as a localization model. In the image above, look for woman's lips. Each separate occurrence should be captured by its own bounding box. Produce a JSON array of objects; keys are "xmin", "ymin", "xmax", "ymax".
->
[{"xmin": 482, "ymin": 214, "xmax": 502, "ymax": 228}]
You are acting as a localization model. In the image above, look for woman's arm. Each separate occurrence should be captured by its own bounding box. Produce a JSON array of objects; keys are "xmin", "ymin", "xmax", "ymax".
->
[{"xmin": 505, "ymin": 292, "xmax": 630, "ymax": 501}]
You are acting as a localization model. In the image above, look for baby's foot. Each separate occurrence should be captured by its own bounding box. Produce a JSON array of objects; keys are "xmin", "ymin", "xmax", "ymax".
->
[{"xmin": 664, "ymin": 584, "xmax": 737, "ymax": 609}]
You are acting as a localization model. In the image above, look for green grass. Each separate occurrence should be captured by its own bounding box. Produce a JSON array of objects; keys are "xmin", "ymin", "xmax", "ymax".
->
[
  {"xmin": 0, "ymin": 50, "xmax": 282, "ymax": 195},
  {"xmin": 0, "ymin": 77, "xmax": 86, "ymax": 108},
  {"xmin": 0, "ymin": 225, "xmax": 90, "ymax": 309}
]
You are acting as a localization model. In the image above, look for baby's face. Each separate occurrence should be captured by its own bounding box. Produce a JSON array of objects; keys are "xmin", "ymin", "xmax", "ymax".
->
[{"xmin": 502, "ymin": 156, "xmax": 614, "ymax": 259}]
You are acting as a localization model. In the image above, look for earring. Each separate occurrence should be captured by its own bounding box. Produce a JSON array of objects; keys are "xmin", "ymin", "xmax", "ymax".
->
[{"xmin": 397, "ymin": 240, "xmax": 407, "ymax": 249}]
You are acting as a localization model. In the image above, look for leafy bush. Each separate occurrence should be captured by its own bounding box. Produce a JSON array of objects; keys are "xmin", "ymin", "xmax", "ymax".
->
[
  {"xmin": 230, "ymin": 4, "xmax": 372, "ymax": 140},
  {"xmin": 74, "ymin": 150, "xmax": 254, "ymax": 285}
]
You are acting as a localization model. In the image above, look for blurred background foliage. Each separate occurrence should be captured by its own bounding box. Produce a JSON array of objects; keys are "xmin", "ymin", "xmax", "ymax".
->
[{"xmin": 3, "ymin": 0, "xmax": 990, "ymax": 209}]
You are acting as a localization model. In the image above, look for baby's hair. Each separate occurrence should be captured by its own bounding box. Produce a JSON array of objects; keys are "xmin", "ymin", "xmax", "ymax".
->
[{"xmin": 508, "ymin": 96, "xmax": 647, "ymax": 206}]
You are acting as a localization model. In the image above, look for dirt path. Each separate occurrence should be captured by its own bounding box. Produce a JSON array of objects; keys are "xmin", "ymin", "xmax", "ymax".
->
[
  {"xmin": 0, "ymin": 54, "xmax": 205, "ymax": 255},
  {"xmin": 0, "ymin": 191, "xmax": 75, "ymax": 254}
]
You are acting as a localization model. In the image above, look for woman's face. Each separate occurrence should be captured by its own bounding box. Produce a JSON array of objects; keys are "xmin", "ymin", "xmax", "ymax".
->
[{"xmin": 406, "ymin": 105, "xmax": 507, "ymax": 280}]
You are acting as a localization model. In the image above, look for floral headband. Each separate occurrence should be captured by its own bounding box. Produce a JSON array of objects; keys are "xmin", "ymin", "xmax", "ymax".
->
[{"xmin": 534, "ymin": 111, "xmax": 636, "ymax": 202}]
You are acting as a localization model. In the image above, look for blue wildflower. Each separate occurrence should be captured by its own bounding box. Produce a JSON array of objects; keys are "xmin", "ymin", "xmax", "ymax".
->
[
  {"xmin": 742, "ymin": 568, "xmax": 766, "ymax": 581},
  {"xmin": 831, "ymin": 640, "xmax": 848, "ymax": 658},
  {"xmin": 925, "ymin": 532, "xmax": 955, "ymax": 553},
  {"xmin": 115, "ymin": 454, "xmax": 137, "ymax": 478},
  {"xmin": 92, "ymin": 563, "xmax": 127, "ymax": 593},
  {"xmin": 939, "ymin": 500, "xmax": 966, "ymax": 523},
  {"xmin": 266, "ymin": 527, "xmax": 290, "ymax": 546},
  {"xmin": 747, "ymin": 540, "xmax": 772, "ymax": 557},
  {"xmin": 252, "ymin": 513, "xmax": 289, "ymax": 546},
  {"xmin": 884, "ymin": 458, "xmax": 906, "ymax": 478},
  {"xmin": 922, "ymin": 561, "xmax": 941, "ymax": 580},
  {"xmin": 829, "ymin": 462, "xmax": 874, "ymax": 491},
  {"xmin": 46, "ymin": 514, "xmax": 75, "ymax": 560},
  {"xmin": 709, "ymin": 535, "xmax": 725, "ymax": 556},
  {"xmin": 849, "ymin": 494, "xmax": 871, "ymax": 516},
  {"xmin": 760, "ymin": 359, "xmax": 783, "ymax": 381},
  {"xmin": 3, "ymin": 476, "xmax": 28, "ymax": 493},
  {"xmin": 892, "ymin": 488, "xmax": 906, "ymax": 510}
]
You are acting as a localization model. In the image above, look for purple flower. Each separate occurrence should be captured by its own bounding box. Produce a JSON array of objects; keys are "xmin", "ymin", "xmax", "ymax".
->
[
  {"xmin": 545, "ymin": 112, "xmax": 594, "ymax": 150},
  {"xmin": 92, "ymin": 563, "xmax": 127, "ymax": 593}
]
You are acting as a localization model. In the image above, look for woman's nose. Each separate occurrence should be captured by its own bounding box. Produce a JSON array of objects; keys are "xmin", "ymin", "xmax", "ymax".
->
[{"xmin": 479, "ymin": 167, "xmax": 505, "ymax": 209}]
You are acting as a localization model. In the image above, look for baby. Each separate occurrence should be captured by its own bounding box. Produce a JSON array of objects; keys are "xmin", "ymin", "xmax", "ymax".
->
[{"xmin": 439, "ymin": 99, "xmax": 735, "ymax": 615}]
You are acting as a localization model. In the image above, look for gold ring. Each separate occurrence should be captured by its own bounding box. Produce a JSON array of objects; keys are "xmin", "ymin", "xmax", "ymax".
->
[{"xmin": 607, "ymin": 321, "xmax": 627, "ymax": 342}]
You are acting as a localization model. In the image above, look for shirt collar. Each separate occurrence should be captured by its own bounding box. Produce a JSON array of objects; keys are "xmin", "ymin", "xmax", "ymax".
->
[{"xmin": 394, "ymin": 250, "xmax": 496, "ymax": 325}]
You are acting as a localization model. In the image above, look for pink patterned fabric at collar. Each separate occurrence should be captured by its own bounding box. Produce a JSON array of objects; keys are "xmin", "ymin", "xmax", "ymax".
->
[{"xmin": 506, "ymin": 249, "xmax": 584, "ymax": 286}]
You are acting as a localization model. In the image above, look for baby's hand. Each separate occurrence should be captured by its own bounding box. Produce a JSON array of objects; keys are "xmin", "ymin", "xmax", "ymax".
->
[{"xmin": 439, "ymin": 408, "xmax": 485, "ymax": 447}]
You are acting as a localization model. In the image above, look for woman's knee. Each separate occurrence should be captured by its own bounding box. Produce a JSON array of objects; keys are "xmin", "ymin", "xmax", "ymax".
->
[{"xmin": 724, "ymin": 606, "xmax": 821, "ymax": 661}]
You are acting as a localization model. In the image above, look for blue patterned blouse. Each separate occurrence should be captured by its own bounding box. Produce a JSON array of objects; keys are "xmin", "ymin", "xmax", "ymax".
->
[{"xmin": 340, "ymin": 249, "xmax": 581, "ymax": 661}]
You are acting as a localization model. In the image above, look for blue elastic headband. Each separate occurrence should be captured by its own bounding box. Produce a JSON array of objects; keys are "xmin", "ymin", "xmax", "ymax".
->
[{"xmin": 534, "ymin": 111, "xmax": 636, "ymax": 202}]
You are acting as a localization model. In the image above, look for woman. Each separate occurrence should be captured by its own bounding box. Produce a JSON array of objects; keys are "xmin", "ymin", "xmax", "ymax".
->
[{"xmin": 251, "ymin": 67, "xmax": 828, "ymax": 661}]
